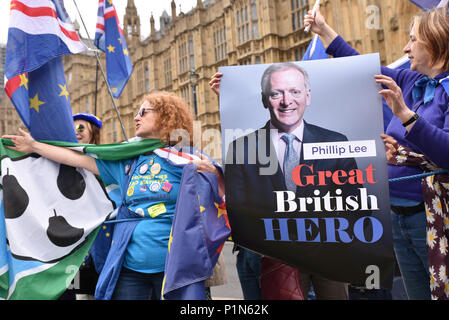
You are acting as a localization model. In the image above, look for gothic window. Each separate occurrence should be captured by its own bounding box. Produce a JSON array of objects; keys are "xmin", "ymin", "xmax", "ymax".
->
[
  {"xmin": 178, "ymin": 40, "xmax": 188, "ymax": 74},
  {"xmin": 127, "ymin": 21, "xmax": 132, "ymax": 36},
  {"xmin": 214, "ymin": 26, "xmax": 228, "ymax": 62},
  {"xmin": 291, "ymin": 0, "xmax": 309, "ymax": 31},
  {"xmin": 237, "ymin": 6, "xmax": 249, "ymax": 44},
  {"xmin": 189, "ymin": 36, "xmax": 195, "ymax": 70},
  {"xmin": 237, "ymin": 1, "xmax": 259, "ymax": 44},
  {"xmin": 295, "ymin": 45, "xmax": 307, "ymax": 61},
  {"xmin": 144, "ymin": 62, "xmax": 150, "ymax": 92},
  {"xmin": 180, "ymin": 85, "xmax": 190, "ymax": 104},
  {"xmin": 164, "ymin": 58, "xmax": 172, "ymax": 86}
]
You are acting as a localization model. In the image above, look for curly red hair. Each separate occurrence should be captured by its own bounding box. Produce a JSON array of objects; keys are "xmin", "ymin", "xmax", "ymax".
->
[{"xmin": 141, "ymin": 91, "xmax": 194, "ymax": 146}]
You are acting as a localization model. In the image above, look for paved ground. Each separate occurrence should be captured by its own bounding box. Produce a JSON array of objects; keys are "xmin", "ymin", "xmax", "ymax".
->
[{"xmin": 210, "ymin": 241, "xmax": 244, "ymax": 300}]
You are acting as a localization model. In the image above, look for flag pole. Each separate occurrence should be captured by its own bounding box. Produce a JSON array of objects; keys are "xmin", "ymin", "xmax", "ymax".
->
[
  {"xmin": 305, "ymin": 0, "xmax": 321, "ymax": 33},
  {"xmin": 72, "ymin": 0, "xmax": 129, "ymax": 142}
]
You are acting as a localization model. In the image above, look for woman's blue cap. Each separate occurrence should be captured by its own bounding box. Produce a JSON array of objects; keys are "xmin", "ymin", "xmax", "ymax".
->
[{"xmin": 73, "ymin": 113, "xmax": 103, "ymax": 129}]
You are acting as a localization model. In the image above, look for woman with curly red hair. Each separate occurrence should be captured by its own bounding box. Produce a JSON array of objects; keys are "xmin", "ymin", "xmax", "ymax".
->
[{"xmin": 4, "ymin": 91, "xmax": 224, "ymax": 300}]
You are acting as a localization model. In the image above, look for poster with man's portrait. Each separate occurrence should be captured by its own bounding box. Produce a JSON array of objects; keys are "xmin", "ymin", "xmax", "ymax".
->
[{"xmin": 219, "ymin": 53, "xmax": 395, "ymax": 289}]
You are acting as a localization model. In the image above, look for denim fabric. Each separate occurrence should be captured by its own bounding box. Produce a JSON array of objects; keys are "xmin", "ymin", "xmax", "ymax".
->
[
  {"xmin": 391, "ymin": 210, "xmax": 430, "ymax": 300},
  {"xmin": 112, "ymin": 268, "xmax": 164, "ymax": 300},
  {"xmin": 236, "ymin": 248, "xmax": 262, "ymax": 300}
]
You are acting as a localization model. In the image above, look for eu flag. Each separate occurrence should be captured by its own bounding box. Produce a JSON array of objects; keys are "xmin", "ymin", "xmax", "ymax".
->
[
  {"xmin": 94, "ymin": 0, "xmax": 133, "ymax": 99},
  {"xmin": 409, "ymin": 0, "xmax": 449, "ymax": 10},
  {"xmin": 302, "ymin": 35, "xmax": 329, "ymax": 61},
  {"xmin": 161, "ymin": 149, "xmax": 231, "ymax": 300},
  {"xmin": 4, "ymin": 0, "xmax": 86, "ymax": 142}
]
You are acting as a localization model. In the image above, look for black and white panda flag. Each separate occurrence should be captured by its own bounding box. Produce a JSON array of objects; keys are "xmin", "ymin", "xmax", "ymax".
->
[{"xmin": 0, "ymin": 138, "xmax": 164, "ymax": 299}]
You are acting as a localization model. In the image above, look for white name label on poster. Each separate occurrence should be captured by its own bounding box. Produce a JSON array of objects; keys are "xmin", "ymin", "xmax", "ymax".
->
[{"xmin": 303, "ymin": 140, "xmax": 377, "ymax": 160}]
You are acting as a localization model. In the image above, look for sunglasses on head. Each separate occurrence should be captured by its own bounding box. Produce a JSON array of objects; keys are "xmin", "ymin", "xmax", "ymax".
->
[
  {"xmin": 135, "ymin": 107, "xmax": 156, "ymax": 118},
  {"xmin": 75, "ymin": 124, "xmax": 86, "ymax": 133}
]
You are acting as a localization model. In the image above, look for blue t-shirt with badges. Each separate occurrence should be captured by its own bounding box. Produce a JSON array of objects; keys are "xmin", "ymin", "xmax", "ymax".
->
[{"xmin": 95, "ymin": 154, "xmax": 183, "ymax": 274}]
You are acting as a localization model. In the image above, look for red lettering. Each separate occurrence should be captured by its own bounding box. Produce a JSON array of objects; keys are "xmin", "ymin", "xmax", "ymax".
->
[
  {"xmin": 348, "ymin": 169, "xmax": 364, "ymax": 185},
  {"xmin": 332, "ymin": 170, "xmax": 348, "ymax": 185},
  {"xmin": 292, "ymin": 164, "xmax": 315, "ymax": 187},
  {"xmin": 292, "ymin": 164, "xmax": 377, "ymax": 187},
  {"xmin": 365, "ymin": 164, "xmax": 376, "ymax": 184},
  {"xmin": 317, "ymin": 170, "xmax": 327, "ymax": 186}
]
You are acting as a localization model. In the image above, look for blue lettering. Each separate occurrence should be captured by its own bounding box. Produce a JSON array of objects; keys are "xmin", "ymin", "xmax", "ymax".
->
[
  {"xmin": 296, "ymin": 218, "xmax": 320, "ymax": 242},
  {"xmin": 262, "ymin": 218, "xmax": 291, "ymax": 241},
  {"xmin": 261, "ymin": 217, "xmax": 383, "ymax": 244},
  {"xmin": 323, "ymin": 218, "xmax": 353, "ymax": 243},
  {"xmin": 353, "ymin": 216, "xmax": 383, "ymax": 243}
]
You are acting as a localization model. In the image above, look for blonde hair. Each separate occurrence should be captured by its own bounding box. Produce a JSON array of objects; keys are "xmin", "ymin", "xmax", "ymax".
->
[
  {"xmin": 141, "ymin": 91, "xmax": 194, "ymax": 146},
  {"xmin": 412, "ymin": 7, "xmax": 449, "ymax": 71}
]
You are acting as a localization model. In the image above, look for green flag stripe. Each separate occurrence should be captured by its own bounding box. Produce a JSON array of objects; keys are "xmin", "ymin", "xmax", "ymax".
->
[
  {"xmin": 0, "ymin": 138, "xmax": 165, "ymax": 162},
  {"xmin": 0, "ymin": 270, "xmax": 8, "ymax": 299},
  {"xmin": 8, "ymin": 227, "xmax": 100, "ymax": 300}
]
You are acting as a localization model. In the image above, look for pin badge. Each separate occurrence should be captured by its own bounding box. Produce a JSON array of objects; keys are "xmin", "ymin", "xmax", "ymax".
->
[
  {"xmin": 162, "ymin": 182, "xmax": 173, "ymax": 193},
  {"xmin": 135, "ymin": 208, "xmax": 145, "ymax": 217},
  {"xmin": 139, "ymin": 163, "xmax": 149, "ymax": 175},
  {"xmin": 150, "ymin": 163, "xmax": 161, "ymax": 175},
  {"xmin": 149, "ymin": 181, "xmax": 161, "ymax": 192}
]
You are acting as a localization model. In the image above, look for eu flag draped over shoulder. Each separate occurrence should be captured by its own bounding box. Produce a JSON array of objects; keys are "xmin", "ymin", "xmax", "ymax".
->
[
  {"xmin": 94, "ymin": 0, "xmax": 133, "ymax": 99},
  {"xmin": 159, "ymin": 148, "xmax": 231, "ymax": 300},
  {"xmin": 4, "ymin": 0, "xmax": 86, "ymax": 142}
]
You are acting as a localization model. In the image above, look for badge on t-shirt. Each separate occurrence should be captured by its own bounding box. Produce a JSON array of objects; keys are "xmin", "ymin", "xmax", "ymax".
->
[
  {"xmin": 127, "ymin": 185, "xmax": 134, "ymax": 197},
  {"xmin": 139, "ymin": 163, "xmax": 149, "ymax": 175},
  {"xmin": 149, "ymin": 181, "xmax": 161, "ymax": 192},
  {"xmin": 162, "ymin": 181, "xmax": 173, "ymax": 193},
  {"xmin": 148, "ymin": 203, "xmax": 167, "ymax": 218},
  {"xmin": 150, "ymin": 163, "xmax": 162, "ymax": 175},
  {"xmin": 135, "ymin": 208, "xmax": 145, "ymax": 217}
]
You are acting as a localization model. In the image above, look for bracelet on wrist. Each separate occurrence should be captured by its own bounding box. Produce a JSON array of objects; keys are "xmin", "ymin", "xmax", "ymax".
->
[{"xmin": 402, "ymin": 113, "xmax": 419, "ymax": 127}]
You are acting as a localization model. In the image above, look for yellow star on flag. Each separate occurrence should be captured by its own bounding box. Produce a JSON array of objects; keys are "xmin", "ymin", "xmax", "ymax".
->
[
  {"xmin": 123, "ymin": 48, "xmax": 129, "ymax": 56},
  {"xmin": 19, "ymin": 74, "xmax": 28, "ymax": 90},
  {"xmin": 29, "ymin": 93, "xmax": 45, "ymax": 113},
  {"xmin": 198, "ymin": 195, "xmax": 206, "ymax": 213},
  {"xmin": 118, "ymin": 37, "xmax": 122, "ymax": 44},
  {"xmin": 107, "ymin": 44, "xmax": 115, "ymax": 53},
  {"xmin": 215, "ymin": 202, "xmax": 226, "ymax": 219},
  {"xmin": 58, "ymin": 84, "xmax": 69, "ymax": 101}
]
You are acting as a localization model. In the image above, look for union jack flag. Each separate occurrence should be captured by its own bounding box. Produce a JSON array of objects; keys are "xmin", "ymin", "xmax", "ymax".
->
[
  {"xmin": 94, "ymin": 0, "xmax": 133, "ymax": 99},
  {"xmin": 4, "ymin": 0, "xmax": 86, "ymax": 142}
]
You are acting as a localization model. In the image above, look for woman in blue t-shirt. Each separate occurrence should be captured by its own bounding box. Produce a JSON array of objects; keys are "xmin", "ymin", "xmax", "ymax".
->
[{"xmin": 4, "ymin": 92, "xmax": 225, "ymax": 300}]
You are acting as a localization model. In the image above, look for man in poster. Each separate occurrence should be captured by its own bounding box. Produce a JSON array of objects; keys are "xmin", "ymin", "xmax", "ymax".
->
[{"xmin": 221, "ymin": 61, "xmax": 392, "ymax": 295}]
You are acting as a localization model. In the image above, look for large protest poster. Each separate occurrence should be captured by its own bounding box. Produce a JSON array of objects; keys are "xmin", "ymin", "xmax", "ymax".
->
[{"xmin": 219, "ymin": 53, "xmax": 395, "ymax": 289}]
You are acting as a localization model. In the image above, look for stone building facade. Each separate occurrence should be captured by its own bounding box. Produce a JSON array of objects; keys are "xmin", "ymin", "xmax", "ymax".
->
[{"xmin": 2, "ymin": 0, "xmax": 421, "ymax": 161}]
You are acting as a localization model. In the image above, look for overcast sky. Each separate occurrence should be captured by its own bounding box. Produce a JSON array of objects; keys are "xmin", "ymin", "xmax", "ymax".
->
[{"xmin": 0, "ymin": 0, "xmax": 198, "ymax": 44}]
